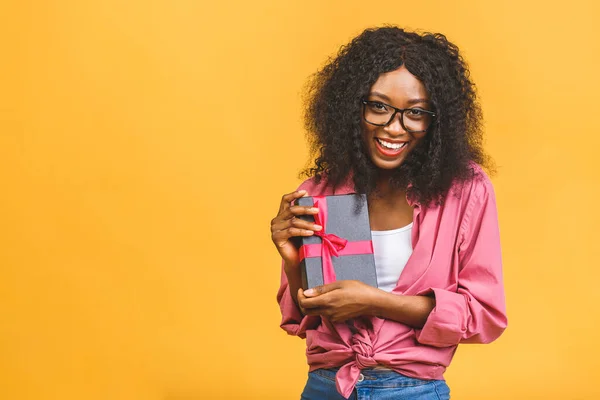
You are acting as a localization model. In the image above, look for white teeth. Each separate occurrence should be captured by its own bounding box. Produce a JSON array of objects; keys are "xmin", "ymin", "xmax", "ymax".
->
[{"xmin": 377, "ymin": 138, "xmax": 407, "ymax": 150}]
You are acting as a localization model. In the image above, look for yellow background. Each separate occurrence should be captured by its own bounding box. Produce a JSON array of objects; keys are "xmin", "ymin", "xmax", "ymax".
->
[{"xmin": 1, "ymin": 1, "xmax": 599, "ymax": 399}]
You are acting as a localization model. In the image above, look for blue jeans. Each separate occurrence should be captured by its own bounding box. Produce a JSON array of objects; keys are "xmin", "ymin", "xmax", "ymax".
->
[{"xmin": 300, "ymin": 368, "xmax": 450, "ymax": 400}]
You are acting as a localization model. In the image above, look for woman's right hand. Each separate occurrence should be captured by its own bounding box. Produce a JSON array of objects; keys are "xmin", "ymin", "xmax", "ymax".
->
[{"xmin": 271, "ymin": 190, "xmax": 322, "ymax": 269}]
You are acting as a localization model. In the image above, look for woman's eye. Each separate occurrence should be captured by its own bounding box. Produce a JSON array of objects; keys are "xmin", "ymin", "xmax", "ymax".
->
[
  {"xmin": 406, "ymin": 108, "xmax": 427, "ymax": 118},
  {"xmin": 369, "ymin": 102, "xmax": 388, "ymax": 112}
]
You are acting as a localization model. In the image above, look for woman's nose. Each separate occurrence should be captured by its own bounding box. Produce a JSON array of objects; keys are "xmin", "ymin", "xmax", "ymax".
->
[{"xmin": 384, "ymin": 113, "xmax": 407, "ymax": 136}]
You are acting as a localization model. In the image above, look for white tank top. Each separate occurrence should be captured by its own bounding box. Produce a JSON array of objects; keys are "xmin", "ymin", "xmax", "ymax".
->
[{"xmin": 371, "ymin": 224, "xmax": 413, "ymax": 292}]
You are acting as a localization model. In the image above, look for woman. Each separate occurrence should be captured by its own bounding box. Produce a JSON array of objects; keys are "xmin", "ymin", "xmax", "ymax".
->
[{"xmin": 271, "ymin": 26, "xmax": 507, "ymax": 400}]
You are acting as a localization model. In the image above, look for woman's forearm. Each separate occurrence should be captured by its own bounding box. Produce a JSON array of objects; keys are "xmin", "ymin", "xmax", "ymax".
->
[
  {"xmin": 284, "ymin": 262, "xmax": 304, "ymax": 310},
  {"xmin": 371, "ymin": 290, "xmax": 436, "ymax": 329}
]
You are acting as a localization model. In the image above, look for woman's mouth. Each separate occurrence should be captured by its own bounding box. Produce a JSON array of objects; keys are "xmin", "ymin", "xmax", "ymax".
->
[{"xmin": 374, "ymin": 137, "xmax": 408, "ymax": 157}]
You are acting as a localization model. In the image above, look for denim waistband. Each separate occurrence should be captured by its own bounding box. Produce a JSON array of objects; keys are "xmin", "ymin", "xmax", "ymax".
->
[{"xmin": 312, "ymin": 367, "xmax": 442, "ymax": 386}]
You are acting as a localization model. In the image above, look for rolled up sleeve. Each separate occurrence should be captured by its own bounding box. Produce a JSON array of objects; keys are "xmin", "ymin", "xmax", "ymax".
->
[
  {"xmin": 416, "ymin": 178, "xmax": 507, "ymax": 348},
  {"xmin": 276, "ymin": 263, "xmax": 320, "ymax": 338}
]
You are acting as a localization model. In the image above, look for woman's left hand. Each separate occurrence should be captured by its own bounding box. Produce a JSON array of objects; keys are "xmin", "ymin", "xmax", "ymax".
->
[{"xmin": 297, "ymin": 280, "xmax": 382, "ymax": 323}]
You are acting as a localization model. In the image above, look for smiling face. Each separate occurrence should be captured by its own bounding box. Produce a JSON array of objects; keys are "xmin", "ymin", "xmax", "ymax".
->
[{"xmin": 361, "ymin": 65, "xmax": 433, "ymax": 171}]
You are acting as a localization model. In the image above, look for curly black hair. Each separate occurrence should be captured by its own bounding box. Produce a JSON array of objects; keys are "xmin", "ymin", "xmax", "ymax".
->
[{"xmin": 302, "ymin": 26, "xmax": 492, "ymax": 205}]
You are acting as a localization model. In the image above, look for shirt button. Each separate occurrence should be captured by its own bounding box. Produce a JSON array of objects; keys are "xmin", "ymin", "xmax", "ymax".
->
[{"xmin": 357, "ymin": 373, "xmax": 365, "ymax": 382}]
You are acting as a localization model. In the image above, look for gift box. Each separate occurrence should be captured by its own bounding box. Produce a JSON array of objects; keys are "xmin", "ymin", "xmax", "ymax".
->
[{"xmin": 294, "ymin": 194, "xmax": 378, "ymax": 290}]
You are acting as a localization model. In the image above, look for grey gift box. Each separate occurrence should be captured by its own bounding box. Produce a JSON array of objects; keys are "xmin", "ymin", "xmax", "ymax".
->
[{"xmin": 293, "ymin": 194, "xmax": 378, "ymax": 290}]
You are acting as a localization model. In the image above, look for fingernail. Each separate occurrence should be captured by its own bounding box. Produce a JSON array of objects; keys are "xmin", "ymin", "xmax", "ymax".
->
[
  {"xmin": 304, "ymin": 289, "xmax": 314, "ymax": 296},
  {"xmin": 298, "ymin": 190, "xmax": 307, "ymax": 195},
  {"xmin": 313, "ymin": 225, "xmax": 322, "ymax": 231},
  {"xmin": 310, "ymin": 208, "xmax": 319, "ymax": 213}
]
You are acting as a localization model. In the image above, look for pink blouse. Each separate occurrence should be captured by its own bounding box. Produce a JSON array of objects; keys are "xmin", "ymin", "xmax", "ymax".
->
[{"xmin": 276, "ymin": 165, "xmax": 507, "ymax": 398}]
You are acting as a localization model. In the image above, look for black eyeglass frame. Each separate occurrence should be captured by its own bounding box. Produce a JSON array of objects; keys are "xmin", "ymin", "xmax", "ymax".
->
[{"xmin": 361, "ymin": 99, "xmax": 437, "ymax": 133}]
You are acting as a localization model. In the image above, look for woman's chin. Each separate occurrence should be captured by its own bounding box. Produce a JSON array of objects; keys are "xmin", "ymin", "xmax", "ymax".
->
[{"xmin": 369, "ymin": 153, "xmax": 406, "ymax": 170}]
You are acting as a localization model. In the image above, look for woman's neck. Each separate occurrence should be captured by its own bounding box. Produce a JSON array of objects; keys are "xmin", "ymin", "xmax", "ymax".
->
[
  {"xmin": 368, "ymin": 174, "xmax": 413, "ymax": 230},
  {"xmin": 372, "ymin": 172, "xmax": 403, "ymax": 200}
]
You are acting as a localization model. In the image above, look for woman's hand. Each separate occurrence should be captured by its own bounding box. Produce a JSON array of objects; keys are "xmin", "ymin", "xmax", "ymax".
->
[
  {"xmin": 297, "ymin": 280, "xmax": 382, "ymax": 323},
  {"xmin": 270, "ymin": 190, "xmax": 322, "ymax": 269}
]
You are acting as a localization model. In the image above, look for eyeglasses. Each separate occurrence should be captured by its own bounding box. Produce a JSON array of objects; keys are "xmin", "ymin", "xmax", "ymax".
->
[{"xmin": 361, "ymin": 99, "xmax": 436, "ymax": 133}]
